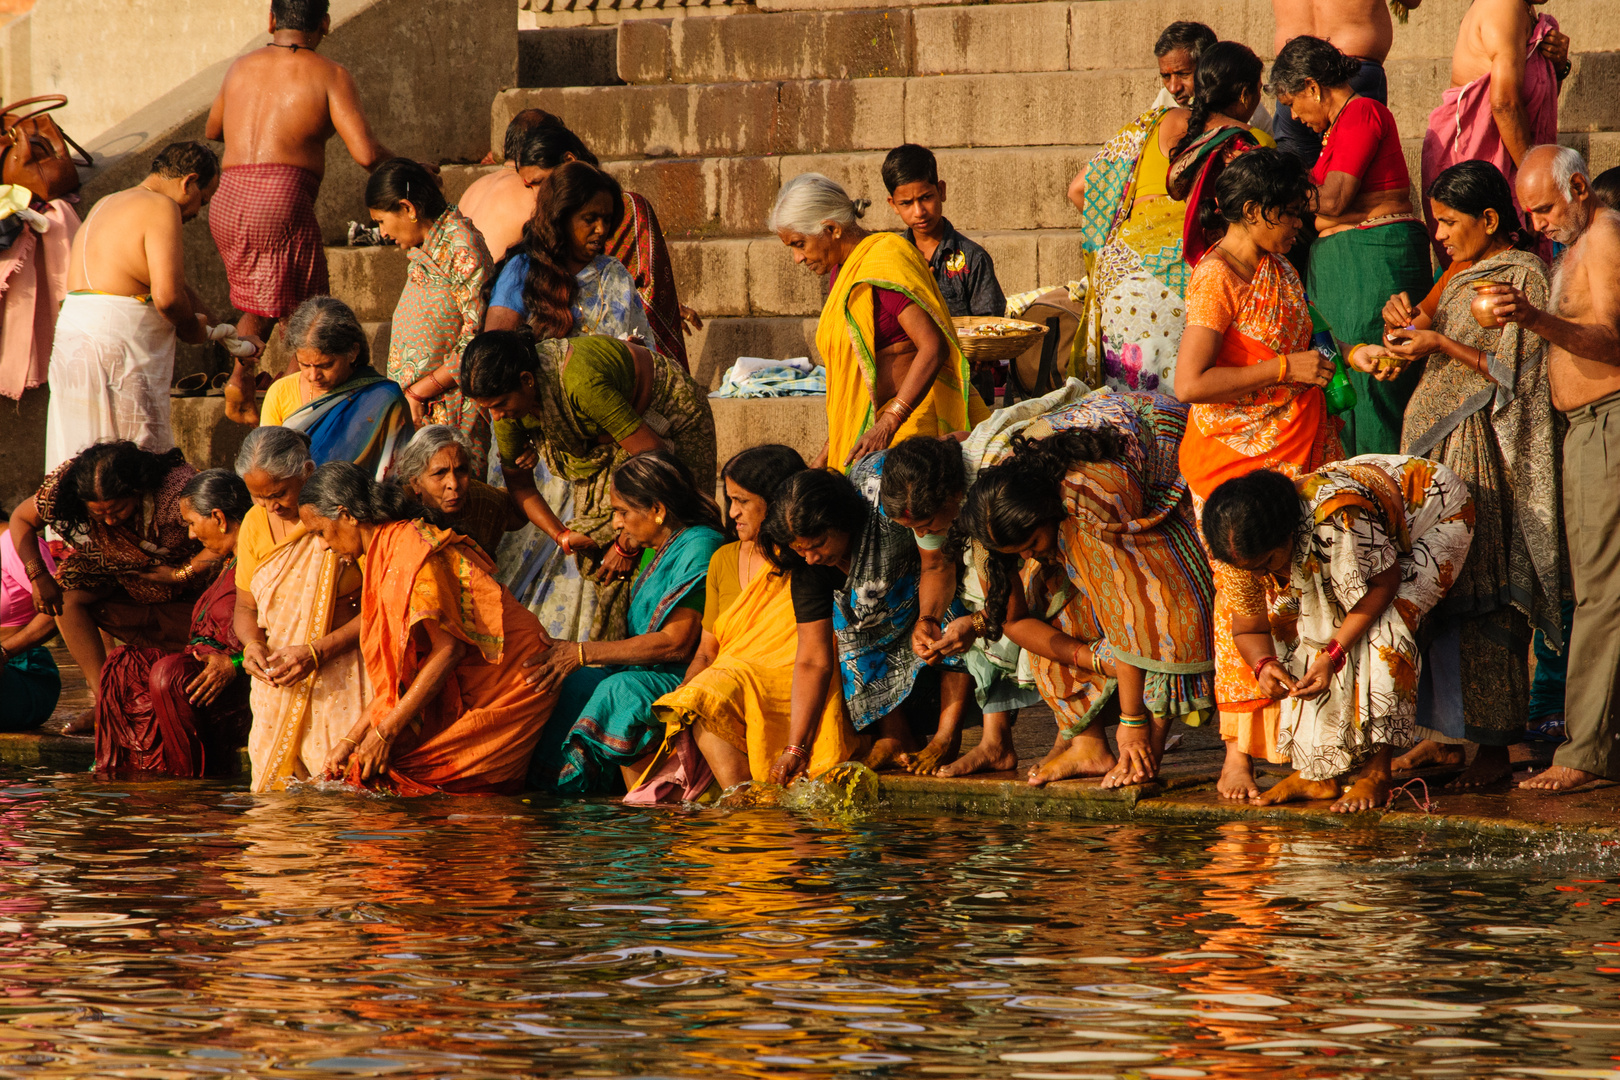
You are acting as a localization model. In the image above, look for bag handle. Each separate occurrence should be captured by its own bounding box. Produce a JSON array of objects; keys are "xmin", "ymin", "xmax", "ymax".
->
[{"xmin": 0, "ymin": 95, "xmax": 67, "ymax": 122}]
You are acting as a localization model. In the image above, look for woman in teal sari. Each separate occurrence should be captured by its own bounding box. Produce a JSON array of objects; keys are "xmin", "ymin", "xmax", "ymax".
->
[
  {"xmin": 254, "ymin": 297, "xmax": 414, "ymax": 478},
  {"xmin": 526, "ymin": 451, "xmax": 726, "ymax": 794}
]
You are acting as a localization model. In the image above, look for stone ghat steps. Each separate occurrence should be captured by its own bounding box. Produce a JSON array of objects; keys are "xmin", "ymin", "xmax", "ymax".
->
[
  {"xmin": 497, "ymin": 50, "xmax": 1620, "ymax": 167},
  {"xmin": 589, "ymin": 0, "xmax": 1620, "ymax": 84}
]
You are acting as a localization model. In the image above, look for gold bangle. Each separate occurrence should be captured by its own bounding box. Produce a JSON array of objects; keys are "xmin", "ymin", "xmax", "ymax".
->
[
  {"xmin": 22, "ymin": 559, "xmax": 45, "ymax": 581},
  {"xmin": 338, "ymin": 736, "xmax": 358, "ymax": 748},
  {"xmin": 307, "ymin": 640, "xmax": 322, "ymax": 670},
  {"xmin": 1276, "ymin": 352, "xmax": 1290, "ymax": 384},
  {"xmin": 369, "ymin": 720, "xmax": 392, "ymax": 746},
  {"xmin": 578, "ymin": 641, "xmax": 587, "ymax": 667}
]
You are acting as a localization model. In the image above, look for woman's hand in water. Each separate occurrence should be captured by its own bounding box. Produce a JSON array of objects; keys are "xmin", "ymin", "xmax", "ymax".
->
[{"xmin": 767, "ymin": 749, "xmax": 807, "ymax": 787}]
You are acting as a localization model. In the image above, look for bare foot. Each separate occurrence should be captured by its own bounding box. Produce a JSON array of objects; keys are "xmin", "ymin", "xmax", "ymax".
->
[
  {"xmin": 1519, "ymin": 764, "xmax": 1609, "ymax": 793},
  {"xmin": 898, "ymin": 730, "xmax": 959, "ymax": 776},
  {"xmin": 1028, "ymin": 733, "xmax": 1116, "ymax": 787},
  {"xmin": 1392, "ymin": 739, "xmax": 1466, "ymax": 773},
  {"xmin": 62, "ymin": 708, "xmax": 96, "ymax": 737},
  {"xmin": 1331, "ymin": 773, "xmax": 1391, "ymax": 813},
  {"xmin": 1217, "ymin": 742, "xmax": 1260, "ymax": 801},
  {"xmin": 1447, "ymin": 744, "xmax": 1512, "ymax": 791},
  {"xmin": 936, "ymin": 738, "xmax": 1018, "ymax": 777},
  {"xmin": 1252, "ymin": 770, "xmax": 1341, "ymax": 806},
  {"xmin": 862, "ymin": 737, "xmax": 909, "ymax": 773}
]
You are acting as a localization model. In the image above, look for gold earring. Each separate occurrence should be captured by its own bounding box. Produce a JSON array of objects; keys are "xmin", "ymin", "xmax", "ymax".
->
[{"xmin": 656, "ymin": 514, "xmax": 665, "ymax": 525}]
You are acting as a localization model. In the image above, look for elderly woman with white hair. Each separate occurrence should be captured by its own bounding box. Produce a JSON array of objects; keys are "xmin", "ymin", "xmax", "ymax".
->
[
  {"xmin": 769, "ymin": 173, "xmax": 979, "ymax": 471},
  {"xmin": 232, "ymin": 424, "xmax": 371, "ymax": 792},
  {"xmin": 395, "ymin": 425, "xmax": 524, "ymax": 559}
]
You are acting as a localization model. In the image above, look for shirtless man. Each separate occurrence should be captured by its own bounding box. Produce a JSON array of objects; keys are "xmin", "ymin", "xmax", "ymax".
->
[
  {"xmin": 459, "ymin": 110, "xmax": 554, "ymax": 265},
  {"xmin": 43, "ymin": 141, "xmax": 222, "ymax": 475},
  {"xmin": 1271, "ymin": 0, "xmax": 1420, "ymax": 166},
  {"xmin": 1484, "ymin": 146, "xmax": 1620, "ymax": 793},
  {"xmin": 205, "ymin": 0, "xmax": 390, "ymax": 391},
  {"xmin": 1421, "ymin": 0, "xmax": 1567, "ymax": 247}
]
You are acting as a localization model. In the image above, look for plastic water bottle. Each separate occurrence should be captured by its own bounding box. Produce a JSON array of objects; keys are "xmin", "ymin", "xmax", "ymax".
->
[{"xmin": 1309, "ymin": 302, "xmax": 1357, "ymax": 416}]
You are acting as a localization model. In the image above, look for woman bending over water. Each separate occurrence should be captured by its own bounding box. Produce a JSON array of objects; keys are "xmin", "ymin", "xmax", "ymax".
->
[
  {"xmin": 958, "ymin": 391, "xmax": 1216, "ymax": 788},
  {"xmin": 1202, "ymin": 457, "xmax": 1474, "ymax": 811},
  {"xmin": 299, "ymin": 462, "xmax": 554, "ymax": 796},
  {"xmin": 768, "ymin": 463, "xmax": 977, "ymax": 776},
  {"xmin": 638, "ymin": 445, "xmax": 857, "ymax": 797}
]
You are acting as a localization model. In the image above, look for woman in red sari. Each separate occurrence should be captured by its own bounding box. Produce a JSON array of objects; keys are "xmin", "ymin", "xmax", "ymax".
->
[
  {"xmin": 297, "ymin": 462, "xmax": 556, "ymax": 796},
  {"xmin": 96, "ymin": 470, "xmax": 254, "ymax": 777}
]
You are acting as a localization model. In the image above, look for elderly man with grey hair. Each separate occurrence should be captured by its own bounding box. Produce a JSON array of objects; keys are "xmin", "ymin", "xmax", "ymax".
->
[
  {"xmin": 1483, "ymin": 144, "xmax": 1620, "ymax": 793},
  {"xmin": 395, "ymin": 424, "xmax": 523, "ymax": 559}
]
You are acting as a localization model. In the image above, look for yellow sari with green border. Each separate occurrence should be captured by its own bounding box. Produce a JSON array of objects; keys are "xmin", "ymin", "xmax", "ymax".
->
[{"xmin": 816, "ymin": 231, "xmax": 977, "ymax": 471}]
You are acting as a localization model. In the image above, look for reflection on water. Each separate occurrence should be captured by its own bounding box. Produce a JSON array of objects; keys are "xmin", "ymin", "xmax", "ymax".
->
[{"xmin": 0, "ymin": 773, "xmax": 1617, "ymax": 1078}]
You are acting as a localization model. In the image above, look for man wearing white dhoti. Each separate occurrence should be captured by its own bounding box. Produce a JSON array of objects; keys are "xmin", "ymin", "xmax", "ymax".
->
[{"xmin": 44, "ymin": 142, "xmax": 228, "ymax": 473}]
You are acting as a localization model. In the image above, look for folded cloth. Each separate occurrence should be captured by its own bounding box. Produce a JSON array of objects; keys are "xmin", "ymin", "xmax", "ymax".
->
[
  {"xmin": 208, "ymin": 163, "xmax": 329, "ymax": 319},
  {"xmin": 709, "ymin": 359, "xmax": 827, "ymax": 398},
  {"xmin": 44, "ymin": 292, "xmax": 176, "ymax": 473}
]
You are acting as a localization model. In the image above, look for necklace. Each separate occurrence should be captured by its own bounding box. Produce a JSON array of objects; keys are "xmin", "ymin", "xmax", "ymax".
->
[
  {"xmin": 1325, "ymin": 91, "xmax": 1360, "ymax": 137},
  {"xmin": 1215, "ymin": 242, "xmax": 1257, "ymax": 280},
  {"xmin": 268, "ymin": 41, "xmax": 312, "ymax": 53},
  {"xmin": 738, "ymin": 541, "xmax": 759, "ymax": 587}
]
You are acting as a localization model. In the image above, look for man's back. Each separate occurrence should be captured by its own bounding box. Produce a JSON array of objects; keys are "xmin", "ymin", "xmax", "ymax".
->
[
  {"xmin": 66, "ymin": 188, "xmax": 175, "ymax": 297},
  {"xmin": 1273, "ymin": 0, "xmax": 1396, "ymax": 62},
  {"xmin": 1451, "ymin": 0, "xmax": 1532, "ymax": 86},
  {"xmin": 459, "ymin": 168, "xmax": 536, "ymax": 264},
  {"xmin": 209, "ymin": 46, "xmax": 367, "ymax": 175}
]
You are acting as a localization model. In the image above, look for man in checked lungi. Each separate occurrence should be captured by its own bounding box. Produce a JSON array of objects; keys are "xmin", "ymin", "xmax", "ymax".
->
[{"xmin": 204, "ymin": 0, "xmax": 391, "ymax": 367}]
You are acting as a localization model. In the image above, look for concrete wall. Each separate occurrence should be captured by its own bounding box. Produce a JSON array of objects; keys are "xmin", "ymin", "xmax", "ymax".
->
[{"xmin": 28, "ymin": 0, "xmax": 266, "ymax": 138}]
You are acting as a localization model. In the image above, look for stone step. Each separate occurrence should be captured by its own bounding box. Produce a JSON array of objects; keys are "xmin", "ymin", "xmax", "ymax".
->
[
  {"xmin": 327, "ymin": 245, "xmax": 410, "ymax": 323},
  {"xmin": 711, "ymin": 395, "xmax": 827, "ymax": 473},
  {"xmin": 497, "ymin": 54, "xmax": 1620, "ymax": 165},
  {"xmin": 520, "ymin": 26, "xmax": 623, "ymax": 87},
  {"xmin": 615, "ymin": 0, "xmax": 1620, "ymax": 86},
  {"xmin": 687, "ymin": 315, "xmax": 821, "ymax": 388},
  {"xmin": 670, "ymin": 229, "xmax": 1082, "ymax": 319},
  {"xmin": 602, "ymin": 145, "xmax": 1095, "ymax": 240}
]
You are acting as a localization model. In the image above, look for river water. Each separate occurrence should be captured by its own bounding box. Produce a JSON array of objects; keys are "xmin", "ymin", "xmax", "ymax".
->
[{"xmin": 0, "ymin": 771, "xmax": 1617, "ymax": 1078}]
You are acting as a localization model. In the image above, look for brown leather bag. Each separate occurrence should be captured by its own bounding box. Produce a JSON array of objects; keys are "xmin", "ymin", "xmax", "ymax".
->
[{"xmin": 0, "ymin": 95, "xmax": 92, "ymax": 201}]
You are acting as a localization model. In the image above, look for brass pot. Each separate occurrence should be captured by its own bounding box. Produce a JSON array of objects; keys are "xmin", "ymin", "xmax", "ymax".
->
[{"xmin": 1471, "ymin": 280, "xmax": 1507, "ymax": 329}]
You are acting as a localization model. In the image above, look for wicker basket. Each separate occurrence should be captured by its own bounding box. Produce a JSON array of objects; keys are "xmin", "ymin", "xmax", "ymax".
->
[{"xmin": 952, "ymin": 316, "xmax": 1048, "ymax": 364}]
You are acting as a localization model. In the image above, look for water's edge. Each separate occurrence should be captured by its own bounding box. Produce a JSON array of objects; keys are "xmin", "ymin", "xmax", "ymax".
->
[{"xmin": 14, "ymin": 731, "xmax": 1617, "ymax": 840}]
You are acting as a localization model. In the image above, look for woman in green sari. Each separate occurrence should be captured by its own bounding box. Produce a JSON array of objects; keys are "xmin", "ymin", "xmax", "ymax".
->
[
  {"xmin": 525, "ymin": 451, "xmax": 727, "ymax": 794},
  {"xmin": 1351, "ymin": 160, "xmax": 1561, "ymax": 788},
  {"xmin": 460, "ymin": 329, "xmax": 716, "ymax": 643}
]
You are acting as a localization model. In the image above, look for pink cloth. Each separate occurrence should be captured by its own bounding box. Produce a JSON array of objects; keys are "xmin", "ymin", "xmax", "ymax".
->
[
  {"xmin": 0, "ymin": 531, "xmax": 55, "ymax": 628},
  {"xmin": 1422, "ymin": 13, "xmax": 1560, "ymax": 260},
  {"xmin": 0, "ymin": 199, "xmax": 78, "ymax": 400}
]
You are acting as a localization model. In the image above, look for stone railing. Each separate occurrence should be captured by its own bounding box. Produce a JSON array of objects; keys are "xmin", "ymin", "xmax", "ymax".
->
[{"xmin": 519, "ymin": 0, "xmax": 743, "ymax": 29}]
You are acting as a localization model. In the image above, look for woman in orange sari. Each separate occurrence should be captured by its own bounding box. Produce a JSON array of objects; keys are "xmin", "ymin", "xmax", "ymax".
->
[
  {"xmin": 1173, "ymin": 148, "xmax": 1342, "ymax": 801},
  {"xmin": 298, "ymin": 462, "xmax": 556, "ymax": 796}
]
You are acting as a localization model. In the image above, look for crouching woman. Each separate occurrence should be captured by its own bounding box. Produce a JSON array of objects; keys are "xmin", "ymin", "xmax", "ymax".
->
[
  {"xmin": 298, "ymin": 462, "xmax": 556, "ymax": 795},
  {"xmin": 1200, "ymin": 456, "xmax": 1474, "ymax": 811}
]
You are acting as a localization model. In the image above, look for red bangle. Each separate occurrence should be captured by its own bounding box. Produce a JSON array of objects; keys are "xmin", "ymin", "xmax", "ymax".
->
[
  {"xmin": 1323, "ymin": 639, "xmax": 1346, "ymax": 673},
  {"xmin": 1252, "ymin": 654, "xmax": 1279, "ymax": 681}
]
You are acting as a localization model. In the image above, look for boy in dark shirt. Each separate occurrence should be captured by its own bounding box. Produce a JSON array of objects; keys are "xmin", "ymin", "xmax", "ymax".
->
[{"xmin": 881, "ymin": 144, "xmax": 1006, "ymax": 319}]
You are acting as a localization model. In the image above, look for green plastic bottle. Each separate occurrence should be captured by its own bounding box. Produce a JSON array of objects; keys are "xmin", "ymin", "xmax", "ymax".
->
[{"xmin": 1309, "ymin": 302, "xmax": 1357, "ymax": 416}]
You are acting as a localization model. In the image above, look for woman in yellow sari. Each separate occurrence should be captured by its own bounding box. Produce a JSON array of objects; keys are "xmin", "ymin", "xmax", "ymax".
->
[
  {"xmin": 231, "ymin": 426, "xmax": 370, "ymax": 791},
  {"xmin": 632, "ymin": 445, "xmax": 857, "ymax": 800},
  {"xmin": 768, "ymin": 173, "xmax": 978, "ymax": 471}
]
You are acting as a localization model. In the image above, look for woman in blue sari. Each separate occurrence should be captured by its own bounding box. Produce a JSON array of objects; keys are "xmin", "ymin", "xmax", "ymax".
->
[
  {"xmin": 526, "ymin": 451, "xmax": 726, "ymax": 794},
  {"xmin": 253, "ymin": 297, "xmax": 414, "ymax": 478},
  {"xmin": 765, "ymin": 458, "xmax": 976, "ymax": 780}
]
